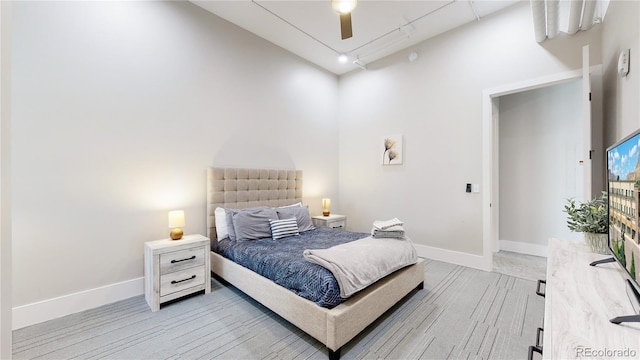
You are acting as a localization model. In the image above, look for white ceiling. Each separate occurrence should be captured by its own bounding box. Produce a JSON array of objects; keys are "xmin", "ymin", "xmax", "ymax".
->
[{"xmin": 190, "ymin": 0, "xmax": 520, "ymax": 75}]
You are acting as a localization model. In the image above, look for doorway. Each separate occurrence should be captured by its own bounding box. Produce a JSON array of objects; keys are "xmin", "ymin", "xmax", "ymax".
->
[
  {"xmin": 498, "ymin": 79, "xmax": 585, "ymax": 255},
  {"xmin": 481, "ymin": 58, "xmax": 603, "ymax": 270}
]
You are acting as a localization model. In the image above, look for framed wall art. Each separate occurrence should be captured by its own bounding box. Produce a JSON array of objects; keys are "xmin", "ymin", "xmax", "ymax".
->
[{"xmin": 381, "ymin": 135, "xmax": 403, "ymax": 165}]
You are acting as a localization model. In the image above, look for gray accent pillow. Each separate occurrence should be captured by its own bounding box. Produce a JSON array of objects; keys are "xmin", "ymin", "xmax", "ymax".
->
[
  {"xmin": 231, "ymin": 207, "xmax": 279, "ymax": 241},
  {"xmin": 225, "ymin": 206, "xmax": 268, "ymax": 241},
  {"xmin": 224, "ymin": 208, "xmax": 240, "ymax": 241},
  {"xmin": 277, "ymin": 205, "xmax": 316, "ymax": 233}
]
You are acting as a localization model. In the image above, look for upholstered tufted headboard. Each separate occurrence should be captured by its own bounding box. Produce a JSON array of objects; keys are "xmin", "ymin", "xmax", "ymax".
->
[{"xmin": 206, "ymin": 167, "xmax": 303, "ymax": 241}]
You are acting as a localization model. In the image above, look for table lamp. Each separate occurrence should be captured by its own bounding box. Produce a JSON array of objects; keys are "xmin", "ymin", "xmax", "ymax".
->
[
  {"xmin": 322, "ymin": 198, "xmax": 331, "ymax": 217},
  {"xmin": 168, "ymin": 210, "xmax": 185, "ymax": 240}
]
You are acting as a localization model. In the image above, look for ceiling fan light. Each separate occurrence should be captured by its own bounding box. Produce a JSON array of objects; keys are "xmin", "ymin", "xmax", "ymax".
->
[{"xmin": 331, "ymin": 0, "xmax": 357, "ymax": 15}]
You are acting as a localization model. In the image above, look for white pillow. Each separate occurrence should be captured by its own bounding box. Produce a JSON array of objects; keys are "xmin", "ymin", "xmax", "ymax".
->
[
  {"xmin": 215, "ymin": 207, "xmax": 229, "ymax": 241},
  {"xmin": 269, "ymin": 217, "xmax": 300, "ymax": 240}
]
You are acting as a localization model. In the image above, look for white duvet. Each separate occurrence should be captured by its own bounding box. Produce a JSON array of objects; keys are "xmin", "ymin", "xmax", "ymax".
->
[{"xmin": 303, "ymin": 236, "xmax": 418, "ymax": 298}]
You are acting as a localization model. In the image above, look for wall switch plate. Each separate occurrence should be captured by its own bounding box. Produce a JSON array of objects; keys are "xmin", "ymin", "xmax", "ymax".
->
[
  {"xmin": 466, "ymin": 183, "xmax": 472, "ymax": 193},
  {"xmin": 472, "ymin": 184, "xmax": 480, "ymax": 193}
]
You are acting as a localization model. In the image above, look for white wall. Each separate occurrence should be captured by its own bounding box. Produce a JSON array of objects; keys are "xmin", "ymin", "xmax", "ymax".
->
[
  {"xmin": 602, "ymin": 0, "xmax": 640, "ymax": 145},
  {"xmin": 337, "ymin": 2, "xmax": 602, "ymax": 259},
  {"xmin": 499, "ymin": 80, "xmax": 584, "ymax": 249},
  {"xmin": 10, "ymin": 0, "xmax": 632, "ymax": 331},
  {"xmin": 11, "ymin": 1, "xmax": 338, "ymax": 312}
]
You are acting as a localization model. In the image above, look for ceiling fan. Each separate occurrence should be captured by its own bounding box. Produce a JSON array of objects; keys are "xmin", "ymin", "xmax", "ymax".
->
[{"xmin": 331, "ymin": 0, "xmax": 357, "ymax": 40}]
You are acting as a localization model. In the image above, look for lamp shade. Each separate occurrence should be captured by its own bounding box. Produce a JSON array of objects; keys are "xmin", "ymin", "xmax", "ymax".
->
[
  {"xmin": 322, "ymin": 198, "xmax": 331, "ymax": 217},
  {"xmin": 168, "ymin": 210, "xmax": 185, "ymax": 228}
]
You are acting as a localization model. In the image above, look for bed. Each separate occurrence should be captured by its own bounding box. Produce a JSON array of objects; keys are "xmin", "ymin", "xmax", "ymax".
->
[{"xmin": 206, "ymin": 167, "xmax": 425, "ymax": 359}]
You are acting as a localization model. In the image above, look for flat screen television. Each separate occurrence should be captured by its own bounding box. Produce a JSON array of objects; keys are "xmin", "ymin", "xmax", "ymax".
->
[{"xmin": 605, "ymin": 128, "xmax": 640, "ymax": 323}]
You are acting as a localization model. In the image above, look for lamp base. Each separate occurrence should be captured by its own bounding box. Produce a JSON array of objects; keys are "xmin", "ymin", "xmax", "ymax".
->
[
  {"xmin": 322, "ymin": 211, "xmax": 330, "ymax": 217},
  {"xmin": 170, "ymin": 228, "xmax": 183, "ymax": 240}
]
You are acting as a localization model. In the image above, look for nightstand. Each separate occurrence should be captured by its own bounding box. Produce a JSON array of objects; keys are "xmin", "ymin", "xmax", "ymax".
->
[
  {"xmin": 144, "ymin": 234, "xmax": 211, "ymax": 312},
  {"xmin": 311, "ymin": 214, "xmax": 347, "ymax": 229}
]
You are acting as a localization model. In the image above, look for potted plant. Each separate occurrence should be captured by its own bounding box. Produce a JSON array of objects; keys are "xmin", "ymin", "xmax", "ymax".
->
[{"xmin": 564, "ymin": 191, "xmax": 609, "ymax": 254}]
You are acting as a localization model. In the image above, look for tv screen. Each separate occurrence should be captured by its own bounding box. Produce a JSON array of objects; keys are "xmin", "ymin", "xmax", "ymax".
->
[{"xmin": 606, "ymin": 129, "xmax": 640, "ymax": 294}]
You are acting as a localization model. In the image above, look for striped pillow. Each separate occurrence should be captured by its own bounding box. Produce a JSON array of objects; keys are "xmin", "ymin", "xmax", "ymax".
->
[{"xmin": 269, "ymin": 217, "xmax": 300, "ymax": 240}]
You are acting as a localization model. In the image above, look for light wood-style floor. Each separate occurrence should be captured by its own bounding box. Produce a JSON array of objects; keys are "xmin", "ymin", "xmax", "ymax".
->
[
  {"xmin": 13, "ymin": 258, "xmax": 544, "ymax": 360},
  {"xmin": 493, "ymin": 251, "xmax": 547, "ymax": 282}
]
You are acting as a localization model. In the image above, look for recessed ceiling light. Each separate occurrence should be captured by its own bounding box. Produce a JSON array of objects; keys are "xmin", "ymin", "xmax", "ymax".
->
[
  {"xmin": 338, "ymin": 54, "xmax": 349, "ymax": 63},
  {"xmin": 331, "ymin": 0, "xmax": 357, "ymax": 15}
]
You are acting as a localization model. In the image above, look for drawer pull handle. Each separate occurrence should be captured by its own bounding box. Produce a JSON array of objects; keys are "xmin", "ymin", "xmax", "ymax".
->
[
  {"xmin": 536, "ymin": 280, "xmax": 546, "ymax": 297},
  {"xmin": 171, "ymin": 255, "xmax": 196, "ymax": 264},
  {"xmin": 171, "ymin": 275, "xmax": 196, "ymax": 284},
  {"xmin": 536, "ymin": 327, "xmax": 544, "ymax": 348},
  {"xmin": 528, "ymin": 345, "xmax": 543, "ymax": 360}
]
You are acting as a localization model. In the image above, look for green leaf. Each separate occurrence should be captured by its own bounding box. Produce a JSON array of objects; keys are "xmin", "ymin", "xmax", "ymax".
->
[{"xmin": 563, "ymin": 192, "xmax": 608, "ymax": 234}]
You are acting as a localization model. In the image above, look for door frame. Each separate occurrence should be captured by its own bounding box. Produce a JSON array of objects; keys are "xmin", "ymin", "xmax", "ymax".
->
[{"xmin": 481, "ymin": 68, "xmax": 585, "ymax": 270}]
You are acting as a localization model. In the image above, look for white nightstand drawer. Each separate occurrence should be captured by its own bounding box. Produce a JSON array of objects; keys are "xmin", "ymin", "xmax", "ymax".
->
[
  {"xmin": 160, "ymin": 266, "xmax": 205, "ymax": 296},
  {"xmin": 160, "ymin": 246, "xmax": 205, "ymax": 275},
  {"xmin": 312, "ymin": 214, "xmax": 347, "ymax": 229},
  {"xmin": 328, "ymin": 220, "xmax": 346, "ymax": 229},
  {"xmin": 145, "ymin": 234, "xmax": 211, "ymax": 311}
]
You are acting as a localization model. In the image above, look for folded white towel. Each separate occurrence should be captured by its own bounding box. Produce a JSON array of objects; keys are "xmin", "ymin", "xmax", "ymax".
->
[
  {"xmin": 373, "ymin": 233, "xmax": 405, "ymax": 240},
  {"xmin": 371, "ymin": 226, "xmax": 404, "ymax": 234},
  {"xmin": 373, "ymin": 218, "xmax": 404, "ymax": 230},
  {"xmin": 371, "ymin": 227, "xmax": 405, "ymax": 239},
  {"xmin": 378, "ymin": 224, "xmax": 404, "ymax": 232}
]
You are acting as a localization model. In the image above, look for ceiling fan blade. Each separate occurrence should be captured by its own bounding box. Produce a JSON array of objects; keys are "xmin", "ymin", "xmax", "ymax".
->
[{"xmin": 340, "ymin": 13, "xmax": 353, "ymax": 40}]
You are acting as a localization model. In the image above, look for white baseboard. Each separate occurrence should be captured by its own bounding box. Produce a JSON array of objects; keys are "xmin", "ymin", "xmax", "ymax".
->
[
  {"xmin": 12, "ymin": 277, "xmax": 144, "ymax": 330},
  {"xmin": 414, "ymin": 243, "xmax": 492, "ymax": 272},
  {"xmin": 11, "ymin": 243, "xmax": 507, "ymax": 329},
  {"xmin": 499, "ymin": 240, "xmax": 548, "ymax": 257}
]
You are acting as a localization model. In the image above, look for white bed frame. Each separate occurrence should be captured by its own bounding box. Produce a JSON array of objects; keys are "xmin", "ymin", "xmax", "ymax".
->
[{"xmin": 206, "ymin": 167, "xmax": 424, "ymax": 359}]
